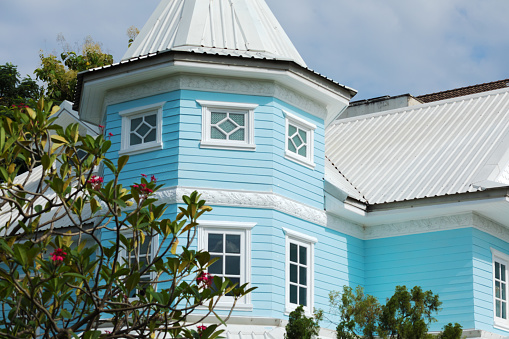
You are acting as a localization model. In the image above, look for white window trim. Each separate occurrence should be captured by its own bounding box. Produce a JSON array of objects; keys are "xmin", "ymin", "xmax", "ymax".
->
[
  {"xmin": 197, "ymin": 220, "xmax": 255, "ymax": 311},
  {"xmin": 283, "ymin": 227, "xmax": 317, "ymax": 316},
  {"xmin": 119, "ymin": 102, "xmax": 164, "ymax": 156},
  {"xmin": 284, "ymin": 111, "xmax": 316, "ymax": 169},
  {"xmin": 119, "ymin": 231, "xmax": 159, "ymax": 299},
  {"xmin": 492, "ymin": 248, "xmax": 509, "ymax": 330},
  {"xmin": 197, "ymin": 100, "xmax": 258, "ymax": 151}
]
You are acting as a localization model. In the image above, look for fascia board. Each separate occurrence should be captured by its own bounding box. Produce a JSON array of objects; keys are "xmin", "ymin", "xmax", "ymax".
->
[{"xmin": 79, "ymin": 56, "xmax": 352, "ymax": 125}]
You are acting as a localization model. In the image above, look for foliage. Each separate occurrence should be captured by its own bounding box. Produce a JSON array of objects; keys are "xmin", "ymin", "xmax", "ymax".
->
[
  {"xmin": 378, "ymin": 286, "xmax": 442, "ymax": 339},
  {"xmin": 127, "ymin": 26, "xmax": 140, "ymax": 48},
  {"xmin": 0, "ymin": 98, "xmax": 254, "ymax": 338},
  {"xmin": 34, "ymin": 35, "xmax": 113, "ymax": 103},
  {"xmin": 0, "ymin": 63, "xmax": 40, "ymax": 113},
  {"xmin": 330, "ymin": 286, "xmax": 380, "ymax": 339},
  {"xmin": 437, "ymin": 323, "xmax": 463, "ymax": 339},
  {"xmin": 328, "ymin": 285, "xmax": 454, "ymax": 339},
  {"xmin": 284, "ymin": 305, "xmax": 322, "ymax": 339}
]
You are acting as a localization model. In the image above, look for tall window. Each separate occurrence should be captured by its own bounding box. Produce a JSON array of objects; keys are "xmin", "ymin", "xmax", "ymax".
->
[
  {"xmin": 119, "ymin": 102, "xmax": 164, "ymax": 155},
  {"xmin": 198, "ymin": 221, "xmax": 255, "ymax": 311},
  {"xmin": 284, "ymin": 111, "xmax": 316, "ymax": 169},
  {"xmin": 493, "ymin": 248, "xmax": 509, "ymax": 329},
  {"xmin": 284, "ymin": 228, "xmax": 317, "ymax": 315},
  {"xmin": 197, "ymin": 100, "xmax": 257, "ymax": 151}
]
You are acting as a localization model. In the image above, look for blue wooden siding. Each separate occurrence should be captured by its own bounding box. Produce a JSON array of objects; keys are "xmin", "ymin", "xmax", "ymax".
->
[
  {"xmin": 364, "ymin": 229, "xmax": 476, "ymax": 331},
  {"xmin": 471, "ymin": 228, "xmax": 509, "ymax": 336}
]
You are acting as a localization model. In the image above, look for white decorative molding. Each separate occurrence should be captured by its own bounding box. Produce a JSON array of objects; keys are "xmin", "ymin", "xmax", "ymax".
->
[
  {"xmin": 364, "ymin": 213, "xmax": 475, "ymax": 240},
  {"xmin": 103, "ymin": 74, "xmax": 327, "ymax": 119},
  {"xmin": 327, "ymin": 213, "xmax": 365, "ymax": 239},
  {"xmin": 473, "ymin": 213, "xmax": 509, "ymax": 244},
  {"xmin": 155, "ymin": 186, "xmax": 327, "ymax": 226}
]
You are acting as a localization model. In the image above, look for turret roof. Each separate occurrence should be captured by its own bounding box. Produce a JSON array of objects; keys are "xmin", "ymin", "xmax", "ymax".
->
[{"xmin": 122, "ymin": 0, "xmax": 306, "ymax": 67}]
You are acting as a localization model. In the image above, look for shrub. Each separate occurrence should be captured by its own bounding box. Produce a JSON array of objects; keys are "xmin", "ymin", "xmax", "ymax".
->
[{"xmin": 285, "ymin": 305, "xmax": 322, "ymax": 339}]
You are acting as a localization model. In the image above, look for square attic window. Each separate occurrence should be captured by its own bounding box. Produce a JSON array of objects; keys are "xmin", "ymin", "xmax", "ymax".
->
[
  {"xmin": 119, "ymin": 102, "xmax": 165, "ymax": 156},
  {"xmin": 197, "ymin": 100, "xmax": 258, "ymax": 151}
]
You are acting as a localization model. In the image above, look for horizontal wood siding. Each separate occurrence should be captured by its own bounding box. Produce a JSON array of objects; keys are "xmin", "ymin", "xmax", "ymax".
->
[
  {"xmin": 364, "ymin": 229, "xmax": 475, "ymax": 331},
  {"xmin": 177, "ymin": 90, "xmax": 325, "ymax": 209},
  {"xmin": 471, "ymin": 228, "xmax": 509, "ymax": 336},
  {"xmin": 104, "ymin": 93, "xmax": 181, "ymax": 188}
]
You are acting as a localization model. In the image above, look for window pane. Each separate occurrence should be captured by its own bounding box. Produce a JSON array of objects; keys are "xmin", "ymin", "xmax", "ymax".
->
[
  {"xmin": 211, "ymin": 112, "xmax": 227, "ymax": 124},
  {"xmin": 130, "ymin": 133, "xmax": 142, "ymax": 145},
  {"xmin": 290, "ymin": 243, "xmax": 298, "ymax": 262},
  {"xmin": 288, "ymin": 124, "xmax": 297, "ymax": 136},
  {"xmin": 139, "ymin": 237, "xmax": 151, "ymax": 255},
  {"xmin": 230, "ymin": 113, "xmax": 245, "ymax": 126},
  {"xmin": 298, "ymin": 145, "xmax": 307, "ymax": 157},
  {"xmin": 225, "ymin": 235, "xmax": 240, "ymax": 253},
  {"xmin": 208, "ymin": 234, "xmax": 223, "ymax": 253},
  {"xmin": 131, "ymin": 117, "xmax": 143, "ymax": 131},
  {"xmin": 137, "ymin": 122, "xmax": 151, "ymax": 136},
  {"xmin": 225, "ymin": 255, "xmax": 240, "ymax": 275},
  {"xmin": 496, "ymin": 262, "xmax": 500, "ymax": 279},
  {"xmin": 211, "ymin": 127, "xmax": 226, "ymax": 140},
  {"xmin": 502, "ymin": 264, "xmax": 506, "ymax": 282},
  {"xmin": 144, "ymin": 129, "xmax": 156, "ymax": 142},
  {"xmin": 290, "ymin": 284, "xmax": 298, "ymax": 304},
  {"xmin": 219, "ymin": 119, "xmax": 236, "ymax": 133},
  {"xmin": 299, "ymin": 287, "xmax": 307, "ymax": 306},
  {"xmin": 230, "ymin": 129, "xmax": 245, "ymax": 141},
  {"xmin": 300, "ymin": 266, "xmax": 307, "ymax": 286},
  {"xmin": 145, "ymin": 114, "xmax": 157, "ymax": 127},
  {"xmin": 298, "ymin": 129, "xmax": 307, "ymax": 143},
  {"xmin": 288, "ymin": 141, "xmax": 297, "ymax": 153},
  {"xmin": 497, "ymin": 300, "xmax": 501, "ymax": 317},
  {"xmin": 496, "ymin": 281, "xmax": 501, "ymax": 298},
  {"xmin": 290, "ymin": 264, "xmax": 298, "ymax": 283},
  {"xmin": 226, "ymin": 277, "xmax": 241, "ymax": 296},
  {"xmin": 503, "ymin": 283, "xmax": 507, "ymax": 300},
  {"xmin": 503, "ymin": 302, "xmax": 507, "ymax": 319},
  {"xmin": 293, "ymin": 135, "xmax": 303, "ymax": 148},
  {"xmin": 299, "ymin": 246, "xmax": 307, "ymax": 265},
  {"xmin": 209, "ymin": 255, "xmax": 223, "ymax": 274}
]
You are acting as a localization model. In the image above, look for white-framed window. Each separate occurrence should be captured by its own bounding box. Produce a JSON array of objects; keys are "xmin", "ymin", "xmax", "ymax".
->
[
  {"xmin": 283, "ymin": 227, "xmax": 317, "ymax": 315},
  {"xmin": 492, "ymin": 248, "xmax": 509, "ymax": 329},
  {"xmin": 120, "ymin": 232, "xmax": 159, "ymax": 298},
  {"xmin": 284, "ymin": 111, "xmax": 316, "ymax": 169},
  {"xmin": 198, "ymin": 220, "xmax": 255, "ymax": 311},
  {"xmin": 197, "ymin": 100, "xmax": 258, "ymax": 151},
  {"xmin": 119, "ymin": 102, "xmax": 164, "ymax": 155}
]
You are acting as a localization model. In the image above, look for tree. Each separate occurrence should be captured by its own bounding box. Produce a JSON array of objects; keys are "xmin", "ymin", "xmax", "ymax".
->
[
  {"xmin": 284, "ymin": 305, "xmax": 322, "ymax": 339},
  {"xmin": 0, "ymin": 63, "xmax": 40, "ymax": 112},
  {"xmin": 34, "ymin": 35, "xmax": 114, "ymax": 103},
  {"xmin": 0, "ymin": 98, "xmax": 254, "ymax": 338}
]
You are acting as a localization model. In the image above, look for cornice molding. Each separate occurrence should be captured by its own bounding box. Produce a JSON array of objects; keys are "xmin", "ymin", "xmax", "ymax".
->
[
  {"xmin": 152, "ymin": 187, "xmax": 509, "ymax": 243},
  {"xmin": 104, "ymin": 74, "xmax": 327, "ymax": 119},
  {"xmin": 155, "ymin": 186, "xmax": 327, "ymax": 226}
]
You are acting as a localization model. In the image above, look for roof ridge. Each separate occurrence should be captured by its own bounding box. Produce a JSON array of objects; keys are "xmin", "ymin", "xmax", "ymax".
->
[{"xmin": 417, "ymin": 78, "xmax": 509, "ymax": 103}]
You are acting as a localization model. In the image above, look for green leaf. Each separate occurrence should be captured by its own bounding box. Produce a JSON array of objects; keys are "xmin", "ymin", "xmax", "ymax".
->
[
  {"xmin": 125, "ymin": 271, "xmax": 140, "ymax": 294},
  {"xmin": 117, "ymin": 155, "xmax": 129, "ymax": 172},
  {"xmin": 82, "ymin": 331, "xmax": 101, "ymax": 339},
  {"xmin": 60, "ymin": 309, "xmax": 72, "ymax": 319}
]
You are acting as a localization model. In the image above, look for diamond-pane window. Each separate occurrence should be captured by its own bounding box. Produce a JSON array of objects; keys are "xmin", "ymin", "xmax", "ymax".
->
[
  {"xmin": 210, "ymin": 111, "xmax": 247, "ymax": 141},
  {"xmin": 198, "ymin": 100, "xmax": 258, "ymax": 151},
  {"xmin": 120, "ymin": 102, "xmax": 164, "ymax": 155},
  {"xmin": 284, "ymin": 111, "xmax": 316, "ymax": 169}
]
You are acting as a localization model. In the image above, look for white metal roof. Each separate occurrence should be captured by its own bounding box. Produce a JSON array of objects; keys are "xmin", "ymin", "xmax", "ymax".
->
[
  {"xmin": 122, "ymin": 0, "xmax": 307, "ymax": 67},
  {"xmin": 326, "ymin": 87, "xmax": 509, "ymax": 204}
]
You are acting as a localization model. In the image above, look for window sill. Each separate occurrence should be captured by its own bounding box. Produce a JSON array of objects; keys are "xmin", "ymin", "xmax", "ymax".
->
[
  {"xmin": 494, "ymin": 321, "xmax": 509, "ymax": 332},
  {"xmin": 285, "ymin": 151, "xmax": 315, "ymax": 169},
  {"xmin": 200, "ymin": 140, "xmax": 256, "ymax": 151},
  {"xmin": 119, "ymin": 143, "xmax": 163, "ymax": 156}
]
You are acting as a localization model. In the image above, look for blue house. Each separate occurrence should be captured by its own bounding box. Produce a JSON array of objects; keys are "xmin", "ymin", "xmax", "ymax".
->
[{"xmin": 72, "ymin": 0, "xmax": 509, "ymax": 337}]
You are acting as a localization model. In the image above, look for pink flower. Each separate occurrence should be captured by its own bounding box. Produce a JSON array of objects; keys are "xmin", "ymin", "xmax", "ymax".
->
[
  {"xmin": 51, "ymin": 248, "xmax": 67, "ymax": 263},
  {"xmin": 108, "ymin": 132, "xmax": 113, "ymax": 140},
  {"xmin": 98, "ymin": 125, "xmax": 105, "ymax": 129},
  {"xmin": 197, "ymin": 325, "xmax": 207, "ymax": 333},
  {"xmin": 87, "ymin": 175, "xmax": 104, "ymax": 190},
  {"xmin": 196, "ymin": 272, "xmax": 213, "ymax": 288},
  {"xmin": 141, "ymin": 174, "xmax": 147, "ymax": 178},
  {"xmin": 151, "ymin": 175, "xmax": 157, "ymax": 183}
]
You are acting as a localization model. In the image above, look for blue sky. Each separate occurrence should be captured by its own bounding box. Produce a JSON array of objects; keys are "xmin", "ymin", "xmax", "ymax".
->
[{"xmin": 2, "ymin": 0, "xmax": 509, "ymax": 100}]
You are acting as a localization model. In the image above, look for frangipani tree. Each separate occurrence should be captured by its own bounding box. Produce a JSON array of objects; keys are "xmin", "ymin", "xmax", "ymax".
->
[{"xmin": 0, "ymin": 98, "xmax": 254, "ymax": 339}]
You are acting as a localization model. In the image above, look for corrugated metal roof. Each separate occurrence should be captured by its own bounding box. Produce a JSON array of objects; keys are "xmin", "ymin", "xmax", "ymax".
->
[
  {"xmin": 122, "ymin": 0, "xmax": 306, "ymax": 67},
  {"xmin": 326, "ymin": 87, "xmax": 509, "ymax": 204}
]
